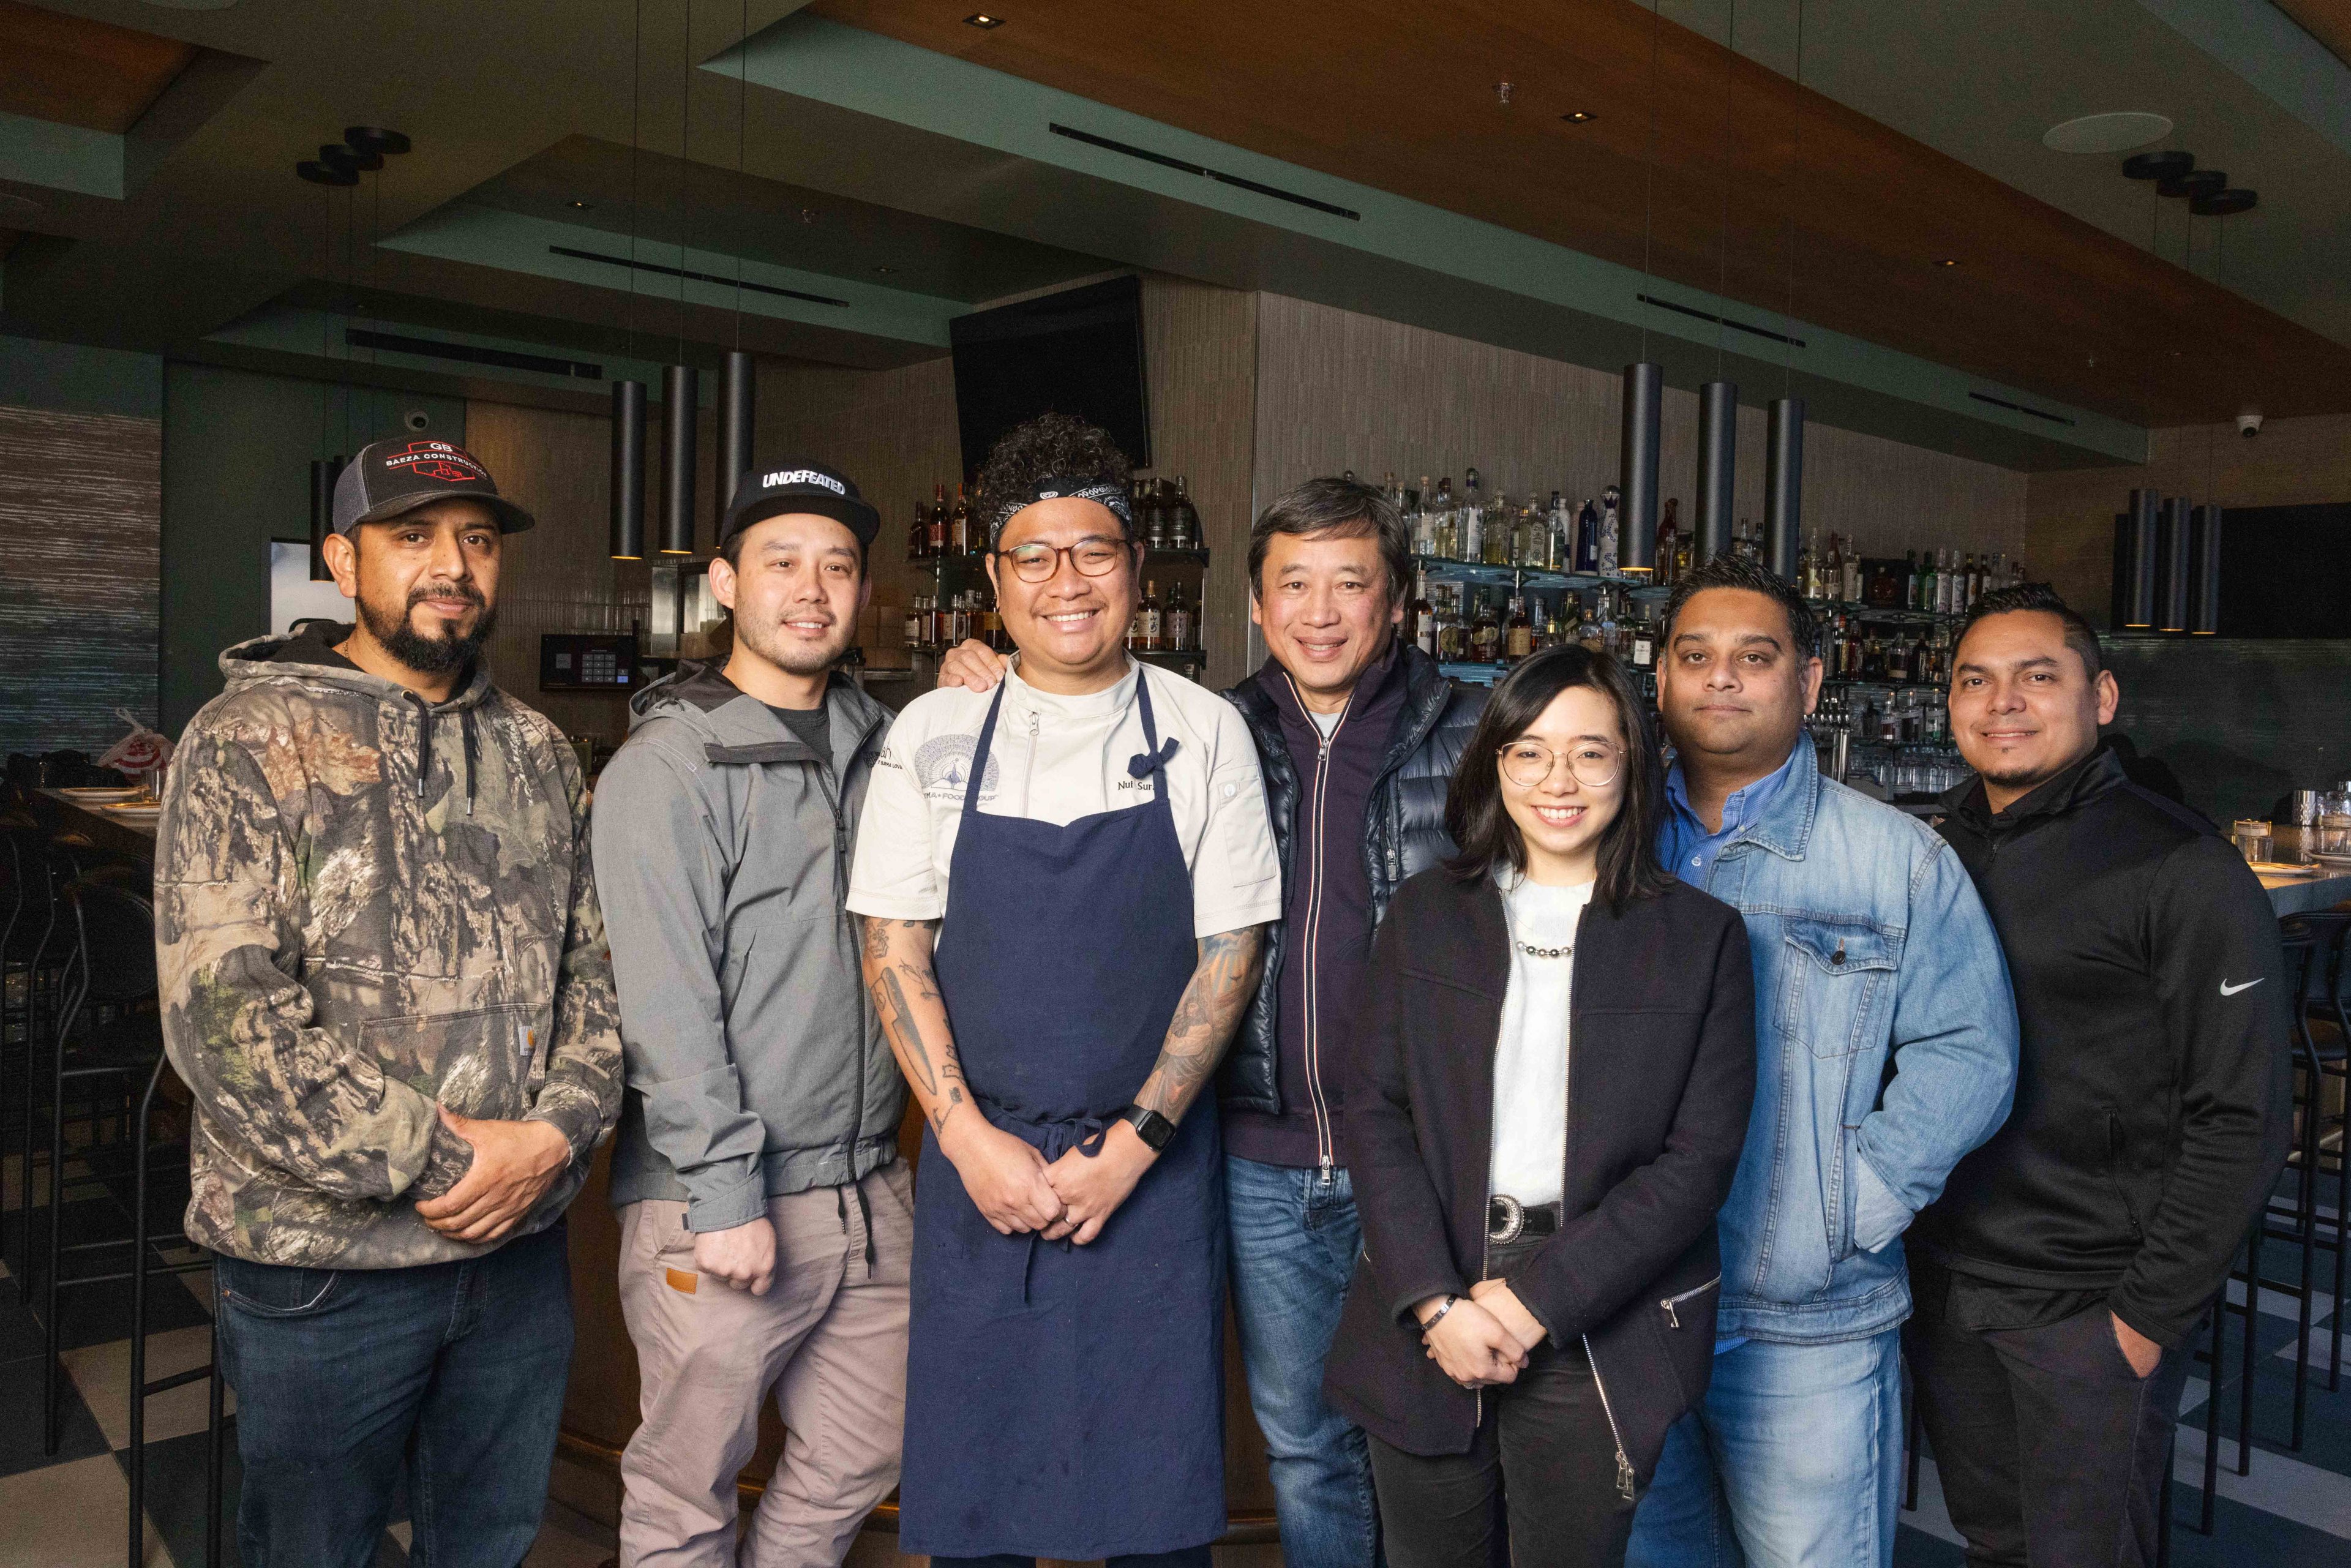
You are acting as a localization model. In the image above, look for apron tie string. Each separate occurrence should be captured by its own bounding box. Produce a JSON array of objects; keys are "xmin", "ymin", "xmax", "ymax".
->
[{"xmin": 1127, "ymin": 737, "xmax": 1180, "ymax": 779}]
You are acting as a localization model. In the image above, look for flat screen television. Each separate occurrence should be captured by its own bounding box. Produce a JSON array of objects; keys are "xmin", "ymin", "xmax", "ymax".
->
[{"xmin": 950, "ymin": 275, "xmax": 1151, "ymax": 479}]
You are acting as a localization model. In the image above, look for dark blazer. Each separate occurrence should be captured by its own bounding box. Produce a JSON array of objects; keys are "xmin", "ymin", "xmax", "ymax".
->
[
  {"xmin": 1322, "ymin": 865, "xmax": 1757, "ymax": 1482},
  {"xmin": 1219, "ymin": 644, "xmax": 1484, "ymax": 1116}
]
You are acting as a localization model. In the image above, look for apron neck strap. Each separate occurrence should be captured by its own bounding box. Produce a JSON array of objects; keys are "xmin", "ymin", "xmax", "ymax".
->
[{"xmin": 962, "ymin": 682, "xmax": 1010, "ymax": 819}]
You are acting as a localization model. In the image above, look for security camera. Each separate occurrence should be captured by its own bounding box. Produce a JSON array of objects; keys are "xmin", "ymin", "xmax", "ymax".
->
[
  {"xmin": 404, "ymin": 410, "xmax": 430, "ymax": 432},
  {"xmin": 2237, "ymin": 410, "xmax": 2262, "ymax": 438}
]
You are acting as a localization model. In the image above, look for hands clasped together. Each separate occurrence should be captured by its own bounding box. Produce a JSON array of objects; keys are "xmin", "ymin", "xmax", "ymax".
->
[
  {"xmin": 1417, "ymin": 1280, "xmax": 1550, "ymax": 1389},
  {"xmin": 945, "ymin": 1112, "xmax": 1160, "ymax": 1247}
]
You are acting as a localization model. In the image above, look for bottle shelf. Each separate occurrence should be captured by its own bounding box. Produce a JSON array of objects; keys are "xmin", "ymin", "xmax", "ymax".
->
[
  {"xmin": 906, "ymin": 642, "xmax": 1206, "ymax": 664},
  {"xmin": 907, "ymin": 546, "xmax": 1212, "ymax": 572},
  {"xmin": 1807, "ymin": 599, "xmax": 1969, "ymax": 626},
  {"xmin": 1417, "ymin": 556, "xmax": 1668, "ymax": 598},
  {"xmin": 1821, "ymin": 678, "xmax": 1950, "ymax": 694}
]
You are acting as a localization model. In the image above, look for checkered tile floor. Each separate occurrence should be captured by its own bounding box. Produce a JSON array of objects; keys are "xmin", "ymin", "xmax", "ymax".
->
[{"xmin": 6, "ymin": 1144, "xmax": 2350, "ymax": 1567}]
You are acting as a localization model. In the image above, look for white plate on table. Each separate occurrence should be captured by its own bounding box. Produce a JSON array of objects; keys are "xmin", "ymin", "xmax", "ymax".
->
[
  {"xmin": 57, "ymin": 786, "xmax": 143, "ymax": 802},
  {"xmin": 2310, "ymin": 852, "xmax": 2351, "ymax": 868},
  {"xmin": 2250, "ymin": 861, "xmax": 2320, "ymax": 876},
  {"xmin": 101, "ymin": 802, "xmax": 162, "ymax": 820}
]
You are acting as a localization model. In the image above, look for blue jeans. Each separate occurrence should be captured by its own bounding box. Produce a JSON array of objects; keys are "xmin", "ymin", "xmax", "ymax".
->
[
  {"xmin": 212, "ymin": 1222, "xmax": 575, "ymax": 1568},
  {"xmin": 1625, "ymin": 1329, "xmax": 1903, "ymax": 1568},
  {"xmin": 1226, "ymin": 1155, "xmax": 1381, "ymax": 1568}
]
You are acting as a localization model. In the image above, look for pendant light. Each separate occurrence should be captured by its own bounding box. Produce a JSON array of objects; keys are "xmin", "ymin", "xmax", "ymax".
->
[
  {"xmin": 611, "ymin": 0, "xmax": 650, "ymax": 560},
  {"xmin": 661, "ymin": 363, "xmax": 699, "ymax": 556},
  {"xmin": 2155, "ymin": 495, "xmax": 2190, "ymax": 633},
  {"xmin": 2118, "ymin": 488, "xmax": 2158, "ymax": 628},
  {"xmin": 1697, "ymin": 380, "xmax": 1738, "ymax": 562},
  {"xmin": 610, "ymin": 381, "xmax": 647, "ymax": 560},
  {"xmin": 1693, "ymin": 0, "xmax": 1739, "ymax": 566},
  {"xmin": 1764, "ymin": 397, "xmax": 1803, "ymax": 580},
  {"xmin": 1616, "ymin": 0, "xmax": 1665, "ymax": 575},
  {"xmin": 658, "ymin": 0, "xmax": 697, "ymax": 558},
  {"xmin": 2188, "ymin": 505, "xmax": 2222, "ymax": 635},
  {"xmin": 718, "ymin": 351, "xmax": 755, "ymax": 525},
  {"xmin": 1619, "ymin": 362, "xmax": 1662, "ymax": 572}
]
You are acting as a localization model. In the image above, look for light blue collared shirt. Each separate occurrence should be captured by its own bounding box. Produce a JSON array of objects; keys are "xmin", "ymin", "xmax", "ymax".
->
[{"xmin": 1659, "ymin": 741, "xmax": 1801, "ymax": 891}]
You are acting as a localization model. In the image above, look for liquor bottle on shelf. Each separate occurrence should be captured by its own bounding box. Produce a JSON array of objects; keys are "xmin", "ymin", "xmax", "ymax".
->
[
  {"xmin": 1437, "ymin": 585, "xmax": 1467, "ymax": 661},
  {"xmin": 1166, "ymin": 580, "xmax": 1194, "ymax": 653},
  {"xmin": 1431, "ymin": 476, "xmax": 1457, "ymax": 560},
  {"xmin": 926, "ymin": 483, "xmax": 948, "ymax": 556},
  {"xmin": 908, "ymin": 495, "xmax": 931, "ymax": 562},
  {"xmin": 1823, "ymin": 532, "xmax": 1844, "ymax": 603},
  {"xmin": 1469, "ymin": 590, "xmax": 1501, "ymax": 664},
  {"xmin": 1412, "ymin": 475, "xmax": 1435, "ymax": 556},
  {"xmin": 1668, "ymin": 500, "xmax": 1693, "ymax": 583},
  {"xmin": 1482, "ymin": 484, "xmax": 1510, "ymax": 566},
  {"xmin": 1547, "ymin": 491, "xmax": 1570, "ymax": 571},
  {"xmin": 1140, "ymin": 579, "xmax": 1164, "ymax": 651},
  {"xmin": 1171, "ymin": 476, "xmax": 1199, "ymax": 551},
  {"xmin": 1844, "ymin": 536, "xmax": 1865, "ymax": 604},
  {"xmin": 1505, "ymin": 594, "xmax": 1533, "ymax": 663},
  {"xmin": 1654, "ymin": 498, "xmax": 1680, "ymax": 586},
  {"xmin": 1600, "ymin": 486, "xmax": 1622, "ymax": 572},
  {"xmin": 1410, "ymin": 568, "xmax": 1437, "ymax": 656},
  {"xmin": 1573, "ymin": 497, "xmax": 1599, "ymax": 573},
  {"xmin": 1461, "ymin": 467, "xmax": 1486, "ymax": 564},
  {"xmin": 1884, "ymin": 629, "xmax": 1911, "ymax": 684},
  {"xmin": 1141, "ymin": 480, "xmax": 1171, "ymax": 552},
  {"xmin": 905, "ymin": 595, "xmax": 926, "ymax": 646},
  {"xmin": 1629, "ymin": 602, "xmax": 1657, "ymax": 675}
]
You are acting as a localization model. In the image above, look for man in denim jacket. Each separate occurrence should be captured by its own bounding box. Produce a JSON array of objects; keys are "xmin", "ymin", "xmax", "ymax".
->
[{"xmin": 1627, "ymin": 556, "xmax": 2018, "ymax": 1568}]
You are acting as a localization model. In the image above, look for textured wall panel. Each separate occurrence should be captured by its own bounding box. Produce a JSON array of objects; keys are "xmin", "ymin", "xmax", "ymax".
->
[
  {"xmin": 1251, "ymin": 292, "xmax": 2026, "ymax": 576},
  {"xmin": 1141, "ymin": 277, "xmax": 1258, "ymax": 683},
  {"xmin": 2099, "ymin": 637, "xmax": 2351, "ymax": 824},
  {"xmin": 462, "ymin": 399, "xmax": 652, "ymax": 747},
  {"xmin": 0, "ymin": 403, "xmax": 160, "ymax": 756}
]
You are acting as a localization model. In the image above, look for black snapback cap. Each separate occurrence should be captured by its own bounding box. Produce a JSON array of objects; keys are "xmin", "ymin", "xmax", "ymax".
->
[
  {"xmin": 722, "ymin": 459, "xmax": 880, "ymax": 547},
  {"xmin": 332, "ymin": 438, "xmax": 536, "ymax": 536}
]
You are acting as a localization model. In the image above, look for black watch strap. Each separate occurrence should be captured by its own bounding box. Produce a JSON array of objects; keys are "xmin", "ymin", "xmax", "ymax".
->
[{"xmin": 1120, "ymin": 1104, "xmax": 1177, "ymax": 1152}]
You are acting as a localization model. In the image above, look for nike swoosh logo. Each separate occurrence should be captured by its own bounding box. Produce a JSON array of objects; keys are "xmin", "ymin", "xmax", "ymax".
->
[{"xmin": 2219, "ymin": 978, "xmax": 2265, "ymax": 997}]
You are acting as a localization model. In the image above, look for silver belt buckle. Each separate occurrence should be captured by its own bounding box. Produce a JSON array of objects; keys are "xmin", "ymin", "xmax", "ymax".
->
[{"xmin": 1488, "ymin": 1194, "xmax": 1526, "ymax": 1245}]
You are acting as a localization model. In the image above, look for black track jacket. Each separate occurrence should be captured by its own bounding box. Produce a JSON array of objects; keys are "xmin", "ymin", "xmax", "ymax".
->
[{"xmin": 1919, "ymin": 747, "xmax": 2292, "ymax": 1348}]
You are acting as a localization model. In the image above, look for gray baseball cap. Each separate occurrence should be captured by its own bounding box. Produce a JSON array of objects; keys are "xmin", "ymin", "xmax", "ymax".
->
[{"xmin": 331, "ymin": 437, "xmax": 536, "ymax": 535}]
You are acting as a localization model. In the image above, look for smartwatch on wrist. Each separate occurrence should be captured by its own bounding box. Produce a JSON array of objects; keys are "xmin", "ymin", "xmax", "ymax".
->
[{"xmin": 1120, "ymin": 1104, "xmax": 1177, "ymax": 1152}]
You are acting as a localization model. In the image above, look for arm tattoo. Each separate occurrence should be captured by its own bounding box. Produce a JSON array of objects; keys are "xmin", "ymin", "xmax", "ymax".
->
[
  {"xmin": 861, "ymin": 917, "xmax": 969, "ymax": 1135},
  {"xmin": 877, "ymin": 969, "xmax": 937, "ymax": 1095},
  {"xmin": 1136, "ymin": 926, "xmax": 1265, "ymax": 1122}
]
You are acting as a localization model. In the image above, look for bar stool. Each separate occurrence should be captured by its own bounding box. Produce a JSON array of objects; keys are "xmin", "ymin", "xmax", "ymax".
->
[
  {"xmin": 37, "ymin": 877, "xmax": 169, "ymax": 1455},
  {"xmin": 6, "ymin": 831, "xmax": 83, "ymax": 1298},
  {"xmin": 129, "ymin": 1051, "xmax": 225, "ymax": 1568},
  {"xmin": 2267, "ymin": 912, "xmax": 2351, "ymax": 1450},
  {"xmin": 2290, "ymin": 912, "xmax": 2351, "ymax": 1391}
]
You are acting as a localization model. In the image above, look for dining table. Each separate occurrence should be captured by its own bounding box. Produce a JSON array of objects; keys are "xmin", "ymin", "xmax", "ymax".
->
[{"xmin": 29, "ymin": 786, "xmax": 160, "ymax": 866}]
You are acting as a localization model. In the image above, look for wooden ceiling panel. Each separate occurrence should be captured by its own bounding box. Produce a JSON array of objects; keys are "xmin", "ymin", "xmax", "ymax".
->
[
  {"xmin": 2277, "ymin": 2, "xmax": 2351, "ymax": 70},
  {"xmin": 0, "ymin": 0, "xmax": 196, "ymax": 135},
  {"xmin": 810, "ymin": 0, "xmax": 2351, "ymax": 426}
]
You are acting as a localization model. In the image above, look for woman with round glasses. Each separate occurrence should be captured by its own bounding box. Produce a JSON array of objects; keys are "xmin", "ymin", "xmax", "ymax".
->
[{"xmin": 1322, "ymin": 645, "xmax": 1757, "ymax": 1568}]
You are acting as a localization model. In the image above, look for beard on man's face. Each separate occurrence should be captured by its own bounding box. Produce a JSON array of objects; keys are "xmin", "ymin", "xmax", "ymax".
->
[
  {"xmin": 732, "ymin": 604, "xmax": 854, "ymax": 677},
  {"xmin": 359, "ymin": 579, "xmax": 497, "ymax": 677}
]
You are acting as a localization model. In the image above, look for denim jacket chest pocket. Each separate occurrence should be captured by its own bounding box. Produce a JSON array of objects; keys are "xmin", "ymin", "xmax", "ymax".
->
[{"xmin": 1776, "ymin": 921, "xmax": 1899, "ymax": 1059}]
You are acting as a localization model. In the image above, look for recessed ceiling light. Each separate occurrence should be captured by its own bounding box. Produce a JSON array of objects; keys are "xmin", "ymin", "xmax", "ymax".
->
[
  {"xmin": 874, "ymin": 265, "xmax": 896, "ymax": 274},
  {"xmin": 2044, "ymin": 111, "xmax": 2172, "ymax": 155},
  {"xmin": 568, "ymin": 200, "xmax": 593, "ymax": 209},
  {"xmin": 964, "ymin": 12, "xmax": 1004, "ymax": 26},
  {"xmin": 1562, "ymin": 111, "xmax": 1595, "ymax": 124},
  {"xmin": 1938, "ymin": 258, "xmax": 1959, "ymax": 267}
]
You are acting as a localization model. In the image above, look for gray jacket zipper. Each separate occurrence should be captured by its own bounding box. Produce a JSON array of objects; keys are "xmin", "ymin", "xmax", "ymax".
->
[
  {"xmin": 1581, "ymin": 1330, "xmax": 1638, "ymax": 1501},
  {"xmin": 1660, "ymin": 1275, "xmax": 1723, "ymax": 1330}
]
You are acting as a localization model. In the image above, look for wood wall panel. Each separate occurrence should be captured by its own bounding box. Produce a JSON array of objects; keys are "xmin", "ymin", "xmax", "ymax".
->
[
  {"xmin": 2025, "ymin": 411, "xmax": 2351, "ymax": 625},
  {"xmin": 0, "ymin": 0, "xmax": 194, "ymax": 135},
  {"xmin": 1251, "ymin": 292, "xmax": 2025, "ymax": 591},
  {"xmin": 460, "ymin": 399, "xmax": 653, "ymax": 748},
  {"xmin": 0, "ymin": 403, "xmax": 160, "ymax": 756},
  {"xmin": 1141, "ymin": 276, "xmax": 1259, "ymax": 685}
]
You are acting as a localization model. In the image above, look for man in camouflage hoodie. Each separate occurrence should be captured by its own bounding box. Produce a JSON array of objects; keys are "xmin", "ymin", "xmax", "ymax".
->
[{"xmin": 156, "ymin": 437, "xmax": 623, "ymax": 1568}]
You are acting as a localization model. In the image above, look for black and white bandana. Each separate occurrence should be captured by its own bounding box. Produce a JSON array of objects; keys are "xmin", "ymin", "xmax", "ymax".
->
[{"xmin": 987, "ymin": 476, "xmax": 1133, "ymax": 545}]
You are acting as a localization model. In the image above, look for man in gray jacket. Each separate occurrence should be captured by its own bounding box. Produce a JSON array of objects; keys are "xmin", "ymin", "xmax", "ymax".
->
[{"xmin": 592, "ymin": 460, "xmax": 908, "ymax": 1567}]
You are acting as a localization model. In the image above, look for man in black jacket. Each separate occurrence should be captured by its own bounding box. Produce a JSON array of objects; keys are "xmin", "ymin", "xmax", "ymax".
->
[
  {"xmin": 1913, "ymin": 583, "xmax": 2291, "ymax": 1568},
  {"xmin": 933, "ymin": 476, "xmax": 1480, "ymax": 1568}
]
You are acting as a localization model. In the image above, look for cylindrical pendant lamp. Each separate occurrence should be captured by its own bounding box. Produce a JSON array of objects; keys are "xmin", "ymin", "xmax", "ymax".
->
[
  {"xmin": 610, "ymin": 380, "xmax": 647, "ymax": 560},
  {"xmin": 2120, "ymin": 488, "xmax": 2158, "ymax": 628},
  {"xmin": 2188, "ymin": 504, "xmax": 2222, "ymax": 635},
  {"xmin": 717, "ymin": 350, "xmax": 756, "ymax": 528},
  {"xmin": 309, "ymin": 459, "xmax": 335, "ymax": 580},
  {"xmin": 2156, "ymin": 495, "xmax": 2190, "ymax": 632},
  {"xmin": 660, "ymin": 364, "xmax": 698, "ymax": 556},
  {"xmin": 1697, "ymin": 380, "xmax": 1737, "ymax": 563},
  {"xmin": 1618, "ymin": 362, "xmax": 1663, "ymax": 572},
  {"xmin": 1764, "ymin": 397, "xmax": 1804, "ymax": 582}
]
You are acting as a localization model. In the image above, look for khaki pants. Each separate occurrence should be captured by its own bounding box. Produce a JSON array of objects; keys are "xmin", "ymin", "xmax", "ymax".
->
[{"xmin": 617, "ymin": 1162, "xmax": 912, "ymax": 1568}]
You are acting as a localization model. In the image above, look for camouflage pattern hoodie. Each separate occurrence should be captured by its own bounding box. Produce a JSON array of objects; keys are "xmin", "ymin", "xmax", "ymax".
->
[{"xmin": 156, "ymin": 626, "xmax": 623, "ymax": 1267}]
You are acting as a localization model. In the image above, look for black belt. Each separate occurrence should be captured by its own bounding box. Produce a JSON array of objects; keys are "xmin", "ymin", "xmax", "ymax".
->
[{"xmin": 1487, "ymin": 1195, "xmax": 1563, "ymax": 1244}]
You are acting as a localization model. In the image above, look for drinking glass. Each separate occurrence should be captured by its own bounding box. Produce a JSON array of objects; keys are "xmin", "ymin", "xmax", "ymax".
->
[{"xmin": 2232, "ymin": 819, "xmax": 2274, "ymax": 864}]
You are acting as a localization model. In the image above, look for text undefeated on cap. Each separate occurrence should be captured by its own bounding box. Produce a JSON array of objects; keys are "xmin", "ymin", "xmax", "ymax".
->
[{"xmin": 762, "ymin": 469, "xmax": 847, "ymax": 495}]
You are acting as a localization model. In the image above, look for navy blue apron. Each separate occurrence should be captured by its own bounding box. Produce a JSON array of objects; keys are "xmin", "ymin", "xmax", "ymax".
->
[{"xmin": 900, "ymin": 669, "xmax": 1226, "ymax": 1561}]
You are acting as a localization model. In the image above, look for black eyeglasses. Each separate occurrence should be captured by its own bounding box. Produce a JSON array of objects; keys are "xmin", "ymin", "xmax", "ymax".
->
[{"xmin": 996, "ymin": 536, "xmax": 1131, "ymax": 583}]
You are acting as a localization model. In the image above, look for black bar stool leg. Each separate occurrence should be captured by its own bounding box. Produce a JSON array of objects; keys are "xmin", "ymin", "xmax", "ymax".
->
[
  {"xmin": 128, "ymin": 1056, "xmax": 160, "ymax": 1568},
  {"xmin": 40, "ymin": 1016, "xmax": 67, "ymax": 1455},
  {"xmin": 2242, "ymin": 1226, "xmax": 2263, "ymax": 1476},
  {"xmin": 2202, "ymin": 1292, "xmax": 2222, "ymax": 1535},
  {"xmin": 2332, "ymin": 1113, "xmax": 2348, "ymax": 1394}
]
